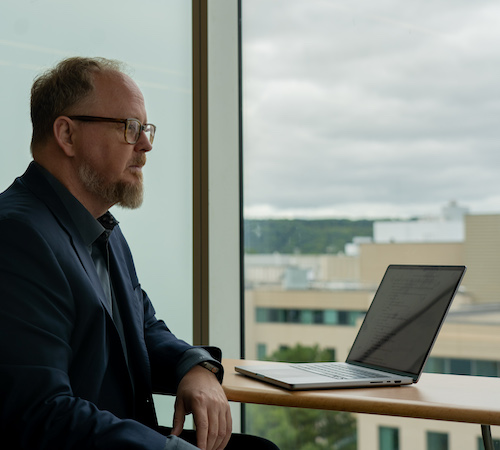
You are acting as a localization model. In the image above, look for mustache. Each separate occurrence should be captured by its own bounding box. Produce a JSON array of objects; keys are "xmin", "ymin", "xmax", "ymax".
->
[{"xmin": 130, "ymin": 155, "xmax": 147, "ymax": 167}]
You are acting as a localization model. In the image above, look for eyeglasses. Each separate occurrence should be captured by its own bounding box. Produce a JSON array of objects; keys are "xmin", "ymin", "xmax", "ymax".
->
[{"xmin": 68, "ymin": 115, "xmax": 156, "ymax": 145}]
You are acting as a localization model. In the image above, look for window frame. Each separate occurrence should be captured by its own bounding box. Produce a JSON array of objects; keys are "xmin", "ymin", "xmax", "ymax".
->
[
  {"xmin": 193, "ymin": 0, "xmax": 243, "ymax": 429},
  {"xmin": 192, "ymin": 0, "xmax": 242, "ymax": 354}
]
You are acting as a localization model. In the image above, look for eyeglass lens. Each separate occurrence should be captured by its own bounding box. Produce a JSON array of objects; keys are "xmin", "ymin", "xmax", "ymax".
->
[{"xmin": 126, "ymin": 120, "xmax": 155, "ymax": 144}]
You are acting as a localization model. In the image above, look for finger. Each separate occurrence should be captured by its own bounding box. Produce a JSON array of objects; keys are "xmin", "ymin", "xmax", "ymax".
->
[
  {"xmin": 194, "ymin": 408, "xmax": 211, "ymax": 450},
  {"xmin": 209, "ymin": 401, "xmax": 232, "ymax": 450},
  {"xmin": 215, "ymin": 405, "xmax": 232, "ymax": 450},
  {"xmin": 212, "ymin": 412, "xmax": 226, "ymax": 450},
  {"xmin": 171, "ymin": 401, "xmax": 186, "ymax": 437},
  {"xmin": 207, "ymin": 413, "xmax": 220, "ymax": 450},
  {"xmin": 218, "ymin": 407, "xmax": 233, "ymax": 450}
]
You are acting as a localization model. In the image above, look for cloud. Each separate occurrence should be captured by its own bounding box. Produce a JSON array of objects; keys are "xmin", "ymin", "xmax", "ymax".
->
[{"xmin": 242, "ymin": 0, "xmax": 500, "ymax": 218}]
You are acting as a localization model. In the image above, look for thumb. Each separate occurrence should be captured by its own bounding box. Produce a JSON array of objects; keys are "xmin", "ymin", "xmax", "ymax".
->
[{"xmin": 171, "ymin": 402, "xmax": 186, "ymax": 436}]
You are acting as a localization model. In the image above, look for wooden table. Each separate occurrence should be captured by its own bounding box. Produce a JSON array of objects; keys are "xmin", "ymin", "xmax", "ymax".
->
[{"xmin": 222, "ymin": 359, "xmax": 500, "ymax": 449}]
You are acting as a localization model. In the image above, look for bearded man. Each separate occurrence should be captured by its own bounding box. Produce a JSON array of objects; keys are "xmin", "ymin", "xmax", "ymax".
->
[{"xmin": 0, "ymin": 57, "xmax": 278, "ymax": 450}]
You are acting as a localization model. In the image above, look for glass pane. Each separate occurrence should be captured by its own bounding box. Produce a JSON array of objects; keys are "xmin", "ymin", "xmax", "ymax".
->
[
  {"xmin": 425, "ymin": 357, "xmax": 447, "ymax": 374},
  {"xmin": 242, "ymin": 0, "xmax": 500, "ymax": 448},
  {"xmin": 477, "ymin": 437, "xmax": 500, "ymax": 450},
  {"xmin": 1, "ymin": 0, "xmax": 192, "ymax": 425},
  {"xmin": 379, "ymin": 427, "xmax": 399, "ymax": 450},
  {"xmin": 427, "ymin": 431, "xmax": 448, "ymax": 450},
  {"xmin": 301, "ymin": 310, "xmax": 314, "ymax": 324},
  {"xmin": 450, "ymin": 359, "xmax": 472, "ymax": 375},
  {"xmin": 475, "ymin": 360, "xmax": 499, "ymax": 377}
]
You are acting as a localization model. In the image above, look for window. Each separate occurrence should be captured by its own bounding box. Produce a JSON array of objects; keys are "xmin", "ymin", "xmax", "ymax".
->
[
  {"xmin": 379, "ymin": 427, "xmax": 399, "ymax": 450},
  {"xmin": 1, "ymin": 0, "xmax": 193, "ymax": 425},
  {"xmin": 301, "ymin": 310, "xmax": 314, "ymax": 324},
  {"xmin": 425, "ymin": 358, "xmax": 447, "ymax": 374},
  {"xmin": 477, "ymin": 437, "xmax": 500, "ymax": 450},
  {"xmin": 241, "ymin": 0, "xmax": 500, "ymax": 448},
  {"xmin": 476, "ymin": 360, "xmax": 499, "ymax": 377},
  {"xmin": 450, "ymin": 359, "xmax": 472, "ymax": 376},
  {"xmin": 426, "ymin": 357, "xmax": 500, "ymax": 377},
  {"xmin": 256, "ymin": 307, "xmax": 365, "ymax": 326},
  {"xmin": 257, "ymin": 344, "xmax": 268, "ymax": 360},
  {"xmin": 427, "ymin": 432, "xmax": 448, "ymax": 450},
  {"xmin": 324, "ymin": 310, "xmax": 340, "ymax": 325}
]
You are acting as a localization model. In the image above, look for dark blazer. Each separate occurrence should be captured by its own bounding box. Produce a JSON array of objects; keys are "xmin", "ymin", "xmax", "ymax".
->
[{"xmin": 0, "ymin": 163, "xmax": 202, "ymax": 449}]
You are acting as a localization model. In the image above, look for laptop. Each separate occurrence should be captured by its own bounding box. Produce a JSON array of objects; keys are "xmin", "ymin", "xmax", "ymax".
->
[{"xmin": 236, "ymin": 264, "xmax": 466, "ymax": 390}]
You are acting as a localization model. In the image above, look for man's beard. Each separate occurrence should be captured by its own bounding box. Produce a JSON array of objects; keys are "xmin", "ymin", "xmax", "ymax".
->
[{"xmin": 77, "ymin": 160, "xmax": 144, "ymax": 209}]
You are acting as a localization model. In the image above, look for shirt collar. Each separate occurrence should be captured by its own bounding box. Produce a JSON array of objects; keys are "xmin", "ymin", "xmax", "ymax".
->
[
  {"xmin": 33, "ymin": 162, "xmax": 118, "ymax": 247},
  {"xmin": 98, "ymin": 211, "xmax": 119, "ymax": 231}
]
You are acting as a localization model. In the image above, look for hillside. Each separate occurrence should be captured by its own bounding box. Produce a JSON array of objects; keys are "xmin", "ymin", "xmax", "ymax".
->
[{"xmin": 244, "ymin": 219, "xmax": 374, "ymax": 255}]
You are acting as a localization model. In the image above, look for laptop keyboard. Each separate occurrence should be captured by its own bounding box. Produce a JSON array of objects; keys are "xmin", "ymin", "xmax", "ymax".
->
[{"xmin": 290, "ymin": 363, "xmax": 390, "ymax": 380}]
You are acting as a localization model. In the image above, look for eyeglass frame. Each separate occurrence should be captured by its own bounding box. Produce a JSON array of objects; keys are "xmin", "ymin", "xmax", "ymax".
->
[{"xmin": 67, "ymin": 115, "xmax": 156, "ymax": 145}]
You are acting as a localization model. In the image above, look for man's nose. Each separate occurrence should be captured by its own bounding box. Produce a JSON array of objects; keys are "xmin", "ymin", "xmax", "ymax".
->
[{"xmin": 135, "ymin": 130, "xmax": 153, "ymax": 152}]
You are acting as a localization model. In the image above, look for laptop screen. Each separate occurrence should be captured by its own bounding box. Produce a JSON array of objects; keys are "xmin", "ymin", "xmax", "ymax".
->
[{"xmin": 347, "ymin": 265, "xmax": 466, "ymax": 379}]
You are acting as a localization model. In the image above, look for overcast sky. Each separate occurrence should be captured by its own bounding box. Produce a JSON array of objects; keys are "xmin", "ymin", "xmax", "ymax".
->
[{"xmin": 241, "ymin": 0, "xmax": 500, "ymax": 220}]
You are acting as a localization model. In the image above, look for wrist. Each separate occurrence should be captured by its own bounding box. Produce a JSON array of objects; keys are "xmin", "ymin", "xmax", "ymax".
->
[{"xmin": 199, "ymin": 360, "xmax": 220, "ymax": 375}]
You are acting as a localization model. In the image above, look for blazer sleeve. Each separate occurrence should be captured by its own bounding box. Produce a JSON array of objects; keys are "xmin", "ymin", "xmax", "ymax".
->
[
  {"xmin": 111, "ymin": 225, "xmax": 223, "ymax": 394},
  {"xmin": 0, "ymin": 218, "xmax": 193, "ymax": 450},
  {"xmin": 140, "ymin": 288, "xmax": 225, "ymax": 393}
]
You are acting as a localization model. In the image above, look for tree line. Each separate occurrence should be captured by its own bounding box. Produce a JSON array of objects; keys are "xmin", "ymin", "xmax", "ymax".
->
[{"xmin": 244, "ymin": 219, "xmax": 374, "ymax": 255}]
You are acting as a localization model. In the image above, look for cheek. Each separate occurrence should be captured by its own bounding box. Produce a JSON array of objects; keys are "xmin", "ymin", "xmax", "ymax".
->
[
  {"xmin": 111, "ymin": 155, "xmax": 137, "ymax": 181},
  {"xmin": 78, "ymin": 135, "xmax": 132, "ymax": 175},
  {"xmin": 94, "ymin": 148, "xmax": 130, "ymax": 175}
]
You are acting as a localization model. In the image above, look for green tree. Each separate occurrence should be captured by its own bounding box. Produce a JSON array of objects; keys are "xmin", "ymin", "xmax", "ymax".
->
[
  {"xmin": 244, "ymin": 219, "xmax": 373, "ymax": 255},
  {"xmin": 245, "ymin": 344, "xmax": 357, "ymax": 450},
  {"xmin": 268, "ymin": 344, "xmax": 334, "ymax": 364}
]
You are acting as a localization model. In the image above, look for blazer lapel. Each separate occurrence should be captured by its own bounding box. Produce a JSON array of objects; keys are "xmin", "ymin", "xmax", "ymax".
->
[
  {"xmin": 108, "ymin": 234, "xmax": 152, "ymax": 390},
  {"xmin": 19, "ymin": 162, "xmax": 114, "ymax": 318}
]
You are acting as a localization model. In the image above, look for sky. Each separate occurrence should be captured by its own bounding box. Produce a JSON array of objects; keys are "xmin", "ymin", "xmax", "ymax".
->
[
  {"xmin": 241, "ymin": 0, "xmax": 500, "ymax": 220},
  {"xmin": 3, "ymin": 0, "xmax": 499, "ymax": 225}
]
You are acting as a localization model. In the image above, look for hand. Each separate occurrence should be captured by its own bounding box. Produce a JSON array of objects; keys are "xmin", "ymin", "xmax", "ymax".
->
[{"xmin": 171, "ymin": 365, "xmax": 232, "ymax": 450}]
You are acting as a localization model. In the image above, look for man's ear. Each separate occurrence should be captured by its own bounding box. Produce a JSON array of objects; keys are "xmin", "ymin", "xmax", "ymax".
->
[{"xmin": 53, "ymin": 116, "xmax": 76, "ymax": 157}]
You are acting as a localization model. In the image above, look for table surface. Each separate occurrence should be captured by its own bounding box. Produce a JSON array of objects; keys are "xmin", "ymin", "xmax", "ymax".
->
[{"xmin": 222, "ymin": 359, "xmax": 500, "ymax": 426}]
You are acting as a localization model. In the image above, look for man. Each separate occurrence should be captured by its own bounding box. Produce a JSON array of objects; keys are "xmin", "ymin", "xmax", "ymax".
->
[{"xmin": 0, "ymin": 57, "xmax": 277, "ymax": 450}]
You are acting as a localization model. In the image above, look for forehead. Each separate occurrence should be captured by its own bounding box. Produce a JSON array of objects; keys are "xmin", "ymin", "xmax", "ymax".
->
[{"xmin": 84, "ymin": 71, "xmax": 147, "ymax": 119}]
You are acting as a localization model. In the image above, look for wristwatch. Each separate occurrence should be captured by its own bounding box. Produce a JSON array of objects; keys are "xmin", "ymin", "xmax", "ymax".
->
[{"xmin": 199, "ymin": 361, "xmax": 220, "ymax": 374}]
